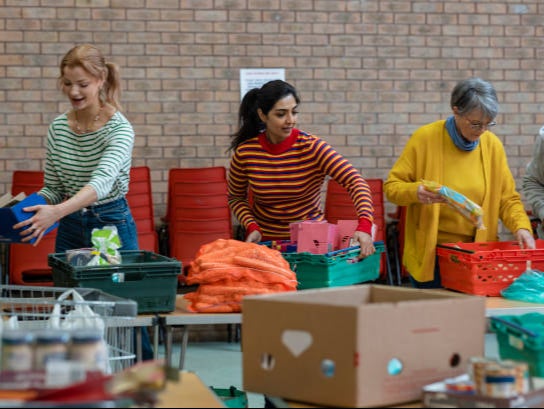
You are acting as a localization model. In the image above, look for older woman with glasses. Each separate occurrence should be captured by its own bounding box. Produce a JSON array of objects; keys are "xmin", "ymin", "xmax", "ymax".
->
[{"xmin": 384, "ymin": 77, "xmax": 535, "ymax": 288}]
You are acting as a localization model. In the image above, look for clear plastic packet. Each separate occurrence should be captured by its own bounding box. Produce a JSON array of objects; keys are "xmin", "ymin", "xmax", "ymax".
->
[
  {"xmin": 66, "ymin": 248, "xmax": 97, "ymax": 266},
  {"xmin": 422, "ymin": 179, "xmax": 485, "ymax": 230}
]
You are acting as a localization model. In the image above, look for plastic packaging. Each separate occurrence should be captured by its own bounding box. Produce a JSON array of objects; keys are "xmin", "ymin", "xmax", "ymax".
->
[
  {"xmin": 89, "ymin": 225, "xmax": 122, "ymax": 265},
  {"xmin": 422, "ymin": 179, "xmax": 485, "ymax": 230},
  {"xmin": 500, "ymin": 269, "xmax": 544, "ymax": 303}
]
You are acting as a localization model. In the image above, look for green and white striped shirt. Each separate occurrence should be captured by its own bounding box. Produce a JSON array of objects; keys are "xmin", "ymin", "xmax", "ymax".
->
[{"xmin": 39, "ymin": 111, "xmax": 134, "ymax": 205}]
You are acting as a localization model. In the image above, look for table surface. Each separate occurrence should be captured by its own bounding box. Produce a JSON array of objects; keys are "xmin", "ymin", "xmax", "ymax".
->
[
  {"xmin": 155, "ymin": 370, "xmax": 224, "ymax": 408},
  {"xmin": 485, "ymin": 296, "xmax": 544, "ymax": 316},
  {"xmin": 157, "ymin": 291, "xmax": 544, "ymax": 322}
]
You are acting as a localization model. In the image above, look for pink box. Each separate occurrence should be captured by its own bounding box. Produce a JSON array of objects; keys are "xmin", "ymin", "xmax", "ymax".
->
[
  {"xmin": 295, "ymin": 221, "xmax": 337, "ymax": 254},
  {"xmin": 335, "ymin": 219, "xmax": 358, "ymax": 250}
]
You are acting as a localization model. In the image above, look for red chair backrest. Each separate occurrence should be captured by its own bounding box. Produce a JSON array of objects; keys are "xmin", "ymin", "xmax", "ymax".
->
[
  {"xmin": 324, "ymin": 178, "xmax": 387, "ymax": 279},
  {"xmin": 324, "ymin": 178, "xmax": 385, "ymax": 242},
  {"xmin": 9, "ymin": 170, "xmax": 54, "ymax": 286},
  {"xmin": 11, "ymin": 170, "xmax": 44, "ymax": 196},
  {"xmin": 166, "ymin": 167, "xmax": 232, "ymax": 274},
  {"xmin": 127, "ymin": 166, "xmax": 158, "ymax": 252}
]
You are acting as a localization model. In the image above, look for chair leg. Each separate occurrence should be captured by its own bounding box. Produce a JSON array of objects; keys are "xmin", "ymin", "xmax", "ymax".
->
[
  {"xmin": 383, "ymin": 245, "xmax": 395, "ymax": 286},
  {"xmin": 386, "ymin": 221, "xmax": 402, "ymax": 286}
]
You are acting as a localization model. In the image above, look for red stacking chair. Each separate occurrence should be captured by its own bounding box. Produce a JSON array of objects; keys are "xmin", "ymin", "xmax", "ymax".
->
[
  {"xmin": 127, "ymin": 166, "xmax": 159, "ymax": 252},
  {"xmin": 9, "ymin": 170, "xmax": 55, "ymax": 286},
  {"xmin": 166, "ymin": 167, "xmax": 233, "ymax": 280},
  {"xmin": 324, "ymin": 178, "xmax": 394, "ymax": 285},
  {"xmin": 11, "ymin": 171, "xmax": 44, "ymax": 196}
]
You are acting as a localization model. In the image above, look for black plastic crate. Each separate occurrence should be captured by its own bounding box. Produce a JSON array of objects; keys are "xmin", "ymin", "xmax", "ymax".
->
[{"xmin": 48, "ymin": 250, "xmax": 181, "ymax": 314}]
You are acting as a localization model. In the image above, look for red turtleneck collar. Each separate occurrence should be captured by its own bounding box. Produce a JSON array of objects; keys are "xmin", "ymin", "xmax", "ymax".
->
[{"xmin": 258, "ymin": 128, "xmax": 300, "ymax": 154}]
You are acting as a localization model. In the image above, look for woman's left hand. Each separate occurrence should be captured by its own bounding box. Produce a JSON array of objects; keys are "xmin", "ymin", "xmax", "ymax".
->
[
  {"xmin": 352, "ymin": 231, "xmax": 375, "ymax": 259},
  {"xmin": 516, "ymin": 228, "xmax": 536, "ymax": 249}
]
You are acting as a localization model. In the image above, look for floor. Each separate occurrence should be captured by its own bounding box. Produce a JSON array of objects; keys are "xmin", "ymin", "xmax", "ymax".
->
[
  {"xmin": 156, "ymin": 331, "xmax": 500, "ymax": 408},
  {"xmin": 157, "ymin": 339, "xmax": 265, "ymax": 408}
]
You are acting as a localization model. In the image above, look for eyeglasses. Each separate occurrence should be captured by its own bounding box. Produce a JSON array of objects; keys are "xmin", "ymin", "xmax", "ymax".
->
[{"xmin": 463, "ymin": 117, "xmax": 497, "ymax": 131}]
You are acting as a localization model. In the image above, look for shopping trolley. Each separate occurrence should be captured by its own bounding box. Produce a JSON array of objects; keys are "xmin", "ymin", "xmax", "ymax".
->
[{"xmin": 0, "ymin": 284, "xmax": 137, "ymax": 374}]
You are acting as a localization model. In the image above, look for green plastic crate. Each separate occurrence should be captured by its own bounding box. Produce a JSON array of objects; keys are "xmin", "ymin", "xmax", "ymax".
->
[
  {"xmin": 210, "ymin": 386, "xmax": 248, "ymax": 408},
  {"xmin": 282, "ymin": 241, "xmax": 384, "ymax": 290},
  {"xmin": 490, "ymin": 313, "xmax": 544, "ymax": 377},
  {"xmin": 48, "ymin": 250, "xmax": 181, "ymax": 314}
]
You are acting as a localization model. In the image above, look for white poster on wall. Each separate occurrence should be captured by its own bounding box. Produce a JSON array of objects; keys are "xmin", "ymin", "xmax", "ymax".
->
[{"xmin": 239, "ymin": 68, "xmax": 285, "ymax": 100}]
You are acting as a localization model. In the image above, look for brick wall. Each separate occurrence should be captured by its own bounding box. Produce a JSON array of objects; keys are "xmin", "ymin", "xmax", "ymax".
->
[{"xmin": 1, "ymin": 0, "xmax": 544, "ymax": 226}]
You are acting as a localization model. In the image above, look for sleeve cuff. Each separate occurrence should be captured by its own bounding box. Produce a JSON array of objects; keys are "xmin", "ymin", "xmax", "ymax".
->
[
  {"xmin": 356, "ymin": 218, "xmax": 373, "ymax": 236},
  {"xmin": 245, "ymin": 222, "xmax": 262, "ymax": 239}
]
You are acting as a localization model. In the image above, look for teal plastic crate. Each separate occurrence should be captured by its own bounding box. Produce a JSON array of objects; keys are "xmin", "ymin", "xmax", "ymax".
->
[
  {"xmin": 282, "ymin": 241, "xmax": 384, "ymax": 290},
  {"xmin": 48, "ymin": 250, "xmax": 181, "ymax": 314},
  {"xmin": 490, "ymin": 313, "xmax": 544, "ymax": 377}
]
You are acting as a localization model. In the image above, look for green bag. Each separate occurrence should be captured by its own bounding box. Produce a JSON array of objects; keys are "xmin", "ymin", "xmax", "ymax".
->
[{"xmin": 501, "ymin": 270, "xmax": 544, "ymax": 303}]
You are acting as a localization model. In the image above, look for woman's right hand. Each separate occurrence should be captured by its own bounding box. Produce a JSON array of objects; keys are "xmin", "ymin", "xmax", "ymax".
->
[
  {"xmin": 13, "ymin": 204, "xmax": 59, "ymax": 246},
  {"xmin": 417, "ymin": 184, "xmax": 444, "ymax": 205},
  {"xmin": 246, "ymin": 230, "xmax": 262, "ymax": 243}
]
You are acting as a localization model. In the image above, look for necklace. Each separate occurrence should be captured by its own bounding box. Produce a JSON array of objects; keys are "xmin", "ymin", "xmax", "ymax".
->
[{"xmin": 74, "ymin": 104, "xmax": 102, "ymax": 134}]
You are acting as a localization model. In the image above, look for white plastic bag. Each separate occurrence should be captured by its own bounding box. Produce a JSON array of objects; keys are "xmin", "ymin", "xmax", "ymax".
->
[{"xmin": 47, "ymin": 289, "xmax": 105, "ymax": 337}]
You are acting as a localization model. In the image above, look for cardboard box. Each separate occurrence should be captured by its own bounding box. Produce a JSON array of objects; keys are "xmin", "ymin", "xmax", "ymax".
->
[
  {"xmin": 242, "ymin": 284, "xmax": 487, "ymax": 408},
  {"xmin": 0, "ymin": 192, "xmax": 58, "ymax": 243}
]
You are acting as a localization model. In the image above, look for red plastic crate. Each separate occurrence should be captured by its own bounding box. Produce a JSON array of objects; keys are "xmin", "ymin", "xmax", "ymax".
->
[{"xmin": 437, "ymin": 240, "xmax": 544, "ymax": 296}]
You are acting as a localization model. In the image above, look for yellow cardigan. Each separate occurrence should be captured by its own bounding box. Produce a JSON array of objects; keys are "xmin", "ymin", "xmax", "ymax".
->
[{"xmin": 384, "ymin": 119, "xmax": 532, "ymax": 283}]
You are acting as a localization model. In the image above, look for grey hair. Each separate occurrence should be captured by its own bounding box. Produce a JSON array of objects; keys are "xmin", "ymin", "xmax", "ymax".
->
[{"xmin": 450, "ymin": 77, "xmax": 499, "ymax": 119}]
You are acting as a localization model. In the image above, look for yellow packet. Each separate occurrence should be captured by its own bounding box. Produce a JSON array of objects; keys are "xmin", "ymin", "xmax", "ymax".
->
[{"xmin": 422, "ymin": 180, "xmax": 485, "ymax": 230}]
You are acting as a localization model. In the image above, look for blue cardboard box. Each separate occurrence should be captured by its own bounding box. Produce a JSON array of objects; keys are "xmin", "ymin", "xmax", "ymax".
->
[{"xmin": 0, "ymin": 192, "xmax": 58, "ymax": 243}]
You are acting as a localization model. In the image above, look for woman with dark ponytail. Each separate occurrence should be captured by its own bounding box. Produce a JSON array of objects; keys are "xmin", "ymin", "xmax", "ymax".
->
[{"xmin": 227, "ymin": 79, "xmax": 376, "ymax": 258}]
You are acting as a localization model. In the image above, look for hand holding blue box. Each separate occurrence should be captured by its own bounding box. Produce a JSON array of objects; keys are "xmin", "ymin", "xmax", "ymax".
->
[{"xmin": 0, "ymin": 192, "xmax": 59, "ymax": 243}]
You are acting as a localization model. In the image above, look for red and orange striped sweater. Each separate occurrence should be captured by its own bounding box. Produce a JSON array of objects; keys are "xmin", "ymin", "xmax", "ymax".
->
[{"xmin": 227, "ymin": 128, "xmax": 374, "ymax": 240}]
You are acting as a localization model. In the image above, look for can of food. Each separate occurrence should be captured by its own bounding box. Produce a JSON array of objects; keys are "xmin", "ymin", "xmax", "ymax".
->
[
  {"xmin": 485, "ymin": 363, "xmax": 518, "ymax": 398},
  {"xmin": 468, "ymin": 356, "xmax": 495, "ymax": 394},
  {"xmin": 33, "ymin": 330, "xmax": 70, "ymax": 370},
  {"xmin": 1, "ymin": 330, "xmax": 34, "ymax": 371},
  {"xmin": 502, "ymin": 359, "xmax": 530, "ymax": 394},
  {"xmin": 69, "ymin": 330, "xmax": 108, "ymax": 373}
]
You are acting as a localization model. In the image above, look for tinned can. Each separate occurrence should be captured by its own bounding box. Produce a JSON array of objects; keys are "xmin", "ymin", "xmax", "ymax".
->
[
  {"xmin": 484, "ymin": 363, "xmax": 518, "ymax": 398},
  {"xmin": 69, "ymin": 330, "xmax": 109, "ymax": 373},
  {"xmin": 468, "ymin": 356, "xmax": 496, "ymax": 395},
  {"xmin": 33, "ymin": 330, "xmax": 70, "ymax": 370},
  {"xmin": 1, "ymin": 330, "xmax": 34, "ymax": 371},
  {"xmin": 501, "ymin": 360, "xmax": 530, "ymax": 395}
]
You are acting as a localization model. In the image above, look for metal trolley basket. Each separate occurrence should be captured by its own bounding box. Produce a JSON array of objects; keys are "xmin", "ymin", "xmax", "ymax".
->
[{"xmin": 0, "ymin": 284, "xmax": 137, "ymax": 374}]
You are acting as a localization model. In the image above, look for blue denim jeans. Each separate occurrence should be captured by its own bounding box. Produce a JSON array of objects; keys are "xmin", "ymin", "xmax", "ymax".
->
[
  {"xmin": 55, "ymin": 197, "xmax": 138, "ymax": 253},
  {"xmin": 55, "ymin": 197, "xmax": 154, "ymax": 360}
]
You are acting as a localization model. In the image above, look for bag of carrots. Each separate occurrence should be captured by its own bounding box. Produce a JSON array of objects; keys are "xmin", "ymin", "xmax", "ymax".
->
[
  {"xmin": 184, "ymin": 239, "xmax": 298, "ymax": 313},
  {"xmin": 422, "ymin": 179, "xmax": 485, "ymax": 230}
]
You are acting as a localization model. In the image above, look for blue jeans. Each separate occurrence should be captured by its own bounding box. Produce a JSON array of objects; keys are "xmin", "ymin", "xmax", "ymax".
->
[
  {"xmin": 55, "ymin": 197, "xmax": 154, "ymax": 361},
  {"xmin": 55, "ymin": 198, "xmax": 138, "ymax": 253}
]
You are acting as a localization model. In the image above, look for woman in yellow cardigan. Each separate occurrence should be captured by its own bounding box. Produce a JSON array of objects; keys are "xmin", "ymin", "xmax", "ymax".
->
[{"xmin": 384, "ymin": 77, "xmax": 535, "ymax": 288}]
